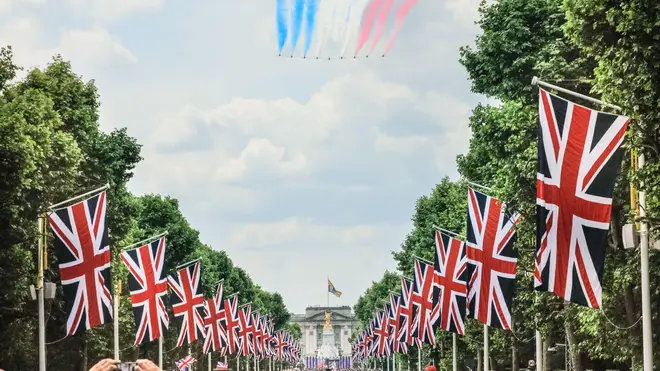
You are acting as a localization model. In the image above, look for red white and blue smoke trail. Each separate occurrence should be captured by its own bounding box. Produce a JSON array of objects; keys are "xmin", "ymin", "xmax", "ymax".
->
[{"xmin": 275, "ymin": 0, "xmax": 418, "ymax": 59}]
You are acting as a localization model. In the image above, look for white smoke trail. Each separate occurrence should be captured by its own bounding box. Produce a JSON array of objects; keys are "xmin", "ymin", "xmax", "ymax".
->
[
  {"xmin": 340, "ymin": 0, "xmax": 371, "ymax": 58},
  {"xmin": 314, "ymin": 0, "xmax": 334, "ymax": 58}
]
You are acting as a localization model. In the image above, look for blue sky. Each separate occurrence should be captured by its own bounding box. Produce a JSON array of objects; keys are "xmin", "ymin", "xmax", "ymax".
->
[{"xmin": 0, "ymin": 0, "xmax": 484, "ymax": 313}]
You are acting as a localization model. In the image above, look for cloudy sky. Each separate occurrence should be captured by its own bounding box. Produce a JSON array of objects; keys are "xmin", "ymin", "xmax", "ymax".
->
[{"xmin": 1, "ymin": 0, "xmax": 484, "ymax": 314}]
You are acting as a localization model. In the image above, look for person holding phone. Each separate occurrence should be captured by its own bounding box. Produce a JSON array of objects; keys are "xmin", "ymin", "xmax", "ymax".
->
[{"xmin": 89, "ymin": 358, "xmax": 161, "ymax": 371}]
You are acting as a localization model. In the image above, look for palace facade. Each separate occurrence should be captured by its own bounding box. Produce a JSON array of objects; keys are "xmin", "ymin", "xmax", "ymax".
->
[{"xmin": 290, "ymin": 305, "xmax": 360, "ymax": 356}]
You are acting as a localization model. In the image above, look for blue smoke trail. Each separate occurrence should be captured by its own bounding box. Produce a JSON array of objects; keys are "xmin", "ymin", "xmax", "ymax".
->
[
  {"xmin": 276, "ymin": 0, "xmax": 290, "ymax": 55},
  {"xmin": 289, "ymin": 0, "xmax": 305, "ymax": 56},
  {"xmin": 302, "ymin": 0, "xmax": 319, "ymax": 57}
]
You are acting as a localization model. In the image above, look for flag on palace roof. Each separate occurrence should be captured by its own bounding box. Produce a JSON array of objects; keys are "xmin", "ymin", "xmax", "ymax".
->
[{"xmin": 328, "ymin": 279, "xmax": 342, "ymax": 298}]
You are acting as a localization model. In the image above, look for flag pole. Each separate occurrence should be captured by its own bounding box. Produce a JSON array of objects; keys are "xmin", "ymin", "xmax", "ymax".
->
[
  {"xmin": 638, "ymin": 152, "xmax": 653, "ymax": 371},
  {"xmin": 209, "ymin": 352, "xmax": 212, "ymax": 371},
  {"xmin": 48, "ymin": 183, "xmax": 110, "ymax": 210},
  {"xmin": 37, "ymin": 214, "xmax": 46, "ymax": 371},
  {"xmin": 114, "ymin": 280, "xmax": 121, "ymax": 360},
  {"xmin": 452, "ymin": 333, "xmax": 457, "ymax": 371},
  {"xmin": 535, "ymin": 331, "xmax": 542, "ymax": 371},
  {"xmin": 417, "ymin": 347, "xmax": 421, "ymax": 371},
  {"xmin": 483, "ymin": 325, "xmax": 489, "ymax": 371},
  {"xmin": 327, "ymin": 276, "xmax": 330, "ymax": 307},
  {"xmin": 158, "ymin": 337, "xmax": 163, "ymax": 369},
  {"xmin": 531, "ymin": 77, "xmax": 622, "ymax": 111}
]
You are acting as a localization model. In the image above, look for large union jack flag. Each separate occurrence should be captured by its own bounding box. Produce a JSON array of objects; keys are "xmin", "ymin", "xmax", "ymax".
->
[
  {"xmin": 120, "ymin": 236, "xmax": 169, "ymax": 344},
  {"xmin": 203, "ymin": 282, "xmax": 227, "ymax": 354},
  {"xmin": 169, "ymin": 261, "xmax": 206, "ymax": 346},
  {"xmin": 48, "ymin": 191, "xmax": 112, "ymax": 335},
  {"xmin": 410, "ymin": 258, "xmax": 438, "ymax": 345},
  {"xmin": 397, "ymin": 277, "xmax": 419, "ymax": 348},
  {"xmin": 535, "ymin": 89, "xmax": 629, "ymax": 308},
  {"xmin": 466, "ymin": 188, "xmax": 520, "ymax": 330},
  {"xmin": 433, "ymin": 231, "xmax": 468, "ymax": 335}
]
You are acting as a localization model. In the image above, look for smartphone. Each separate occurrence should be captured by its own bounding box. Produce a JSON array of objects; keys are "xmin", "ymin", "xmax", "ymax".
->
[{"xmin": 119, "ymin": 362, "xmax": 135, "ymax": 371}]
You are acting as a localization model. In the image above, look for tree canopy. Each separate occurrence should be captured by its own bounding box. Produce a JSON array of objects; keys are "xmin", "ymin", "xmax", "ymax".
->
[
  {"xmin": 0, "ymin": 49, "xmax": 292, "ymax": 371},
  {"xmin": 353, "ymin": 1, "xmax": 660, "ymax": 371}
]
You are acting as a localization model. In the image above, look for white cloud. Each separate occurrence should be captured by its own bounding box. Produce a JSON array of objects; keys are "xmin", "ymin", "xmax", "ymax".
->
[
  {"xmin": 219, "ymin": 218, "xmax": 409, "ymax": 311},
  {"xmin": 68, "ymin": 0, "xmax": 164, "ymax": 22},
  {"xmin": 58, "ymin": 27, "xmax": 137, "ymax": 64},
  {"xmin": 0, "ymin": 0, "xmax": 485, "ymax": 313}
]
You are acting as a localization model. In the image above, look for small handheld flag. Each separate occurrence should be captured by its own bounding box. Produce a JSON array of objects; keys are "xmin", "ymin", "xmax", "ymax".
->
[
  {"xmin": 176, "ymin": 356, "xmax": 195, "ymax": 371},
  {"xmin": 328, "ymin": 279, "xmax": 342, "ymax": 298},
  {"xmin": 215, "ymin": 361, "xmax": 229, "ymax": 370}
]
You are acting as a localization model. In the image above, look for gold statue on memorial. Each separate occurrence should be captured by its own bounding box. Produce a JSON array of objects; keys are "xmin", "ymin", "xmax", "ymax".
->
[{"xmin": 323, "ymin": 311, "xmax": 333, "ymax": 331}]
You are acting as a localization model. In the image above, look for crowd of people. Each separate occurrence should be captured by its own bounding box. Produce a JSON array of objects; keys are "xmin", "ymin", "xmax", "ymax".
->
[
  {"xmin": 88, "ymin": 359, "xmax": 161, "ymax": 371},
  {"xmin": 85, "ymin": 359, "xmax": 441, "ymax": 371}
]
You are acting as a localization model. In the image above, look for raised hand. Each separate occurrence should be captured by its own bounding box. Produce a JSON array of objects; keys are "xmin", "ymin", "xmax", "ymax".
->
[
  {"xmin": 89, "ymin": 359, "xmax": 119, "ymax": 371},
  {"xmin": 135, "ymin": 359, "xmax": 161, "ymax": 371}
]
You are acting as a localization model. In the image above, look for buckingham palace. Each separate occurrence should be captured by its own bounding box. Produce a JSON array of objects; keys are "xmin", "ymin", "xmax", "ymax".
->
[{"xmin": 290, "ymin": 305, "xmax": 361, "ymax": 356}]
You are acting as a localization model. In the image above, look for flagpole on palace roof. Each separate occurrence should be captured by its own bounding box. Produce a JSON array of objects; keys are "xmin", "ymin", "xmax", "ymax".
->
[
  {"xmin": 532, "ymin": 76, "xmax": 652, "ymax": 371},
  {"xmin": 327, "ymin": 276, "xmax": 330, "ymax": 308}
]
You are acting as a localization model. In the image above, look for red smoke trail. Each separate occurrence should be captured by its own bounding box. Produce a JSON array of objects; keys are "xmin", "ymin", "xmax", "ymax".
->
[
  {"xmin": 367, "ymin": 0, "xmax": 395, "ymax": 55},
  {"xmin": 382, "ymin": 0, "xmax": 418, "ymax": 56},
  {"xmin": 353, "ymin": 0, "xmax": 383, "ymax": 57}
]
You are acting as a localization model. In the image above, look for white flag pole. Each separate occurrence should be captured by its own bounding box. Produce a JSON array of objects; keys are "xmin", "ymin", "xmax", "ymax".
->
[
  {"xmin": 417, "ymin": 347, "xmax": 421, "ymax": 371},
  {"xmin": 208, "ymin": 352, "xmax": 212, "ymax": 371},
  {"xmin": 113, "ymin": 280, "xmax": 120, "ymax": 360},
  {"xmin": 638, "ymin": 152, "xmax": 653, "ymax": 371},
  {"xmin": 37, "ymin": 215, "xmax": 46, "ymax": 371},
  {"xmin": 535, "ymin": 331, "xmax": 542, "ymax": 371},
  {"xmin": 452, "ymin": 333, "xmax": 457, "ymax": 371},
  {"xmin": 483, "ymin": 325, "xmax": 488, "ymax": 371},
  {"xmin": 158, "ymin": 337, "xmax": 163, "ymax": 369}
]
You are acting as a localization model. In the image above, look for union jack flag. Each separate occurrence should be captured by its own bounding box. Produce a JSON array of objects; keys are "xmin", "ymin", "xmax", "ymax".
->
[
  {"xmin": 252, "ymin": 312, "xmax": 264, "ymax": 356},
  {"xmin": 433, "ymin": 231, "xmax": 468, "ymax": 335},
  {"xmin": 203, "ymin": 282, "xmax": 227, "ymax": 353},
  {"xmin": 223, "ymin": 294, "xmax": 241, "ymax": 354},
  {"xmin": 466, "ymin": 188, "xmax": 520, "ymax": 330},
  {"xmin": 372, "ymin": 310, "xmax": 390, "ymax": 356},
  {"xmin": 273, "ymin": 331, "xmax": 286, "ymax": 360},
  {"xmin": 48, "ymin": 191, "xmax": 112, "ymax": 336},
  {"xmin": 175, "ymin": 355, "xmax": 195, "ymax": 371},
  {"xmin": 237, "ymin": 304, "xmax": 255, "ymax": 356},
  {"xmin": 215, "ymin": 361, "xmax": 229, "ymax": 370},
  {"xmin": 410, "ymin": 258, "xmax": 438, "ymax": 345},
  {"xmin": 388, "ymin": 293, "xmax": 408, "ymax": 354},
  {"xmin": 120, "ymin": 236, "xmax": 169, "ymax": 344},
  {"xmin": 168, "ymin": 261, "xmax": 206, "ymax": 346},
  {"xmin": 535, "ymin": 89, "xmax": 629, "ymax": 308},
  {"xmin": 396, "ymin": 277, "xmax": 419, "ymax": 347}
]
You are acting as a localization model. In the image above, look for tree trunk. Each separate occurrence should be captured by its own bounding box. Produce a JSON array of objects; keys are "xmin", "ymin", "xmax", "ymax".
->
[{"xmin": 564, "ymin": 303, "xmax": 583, "ymax": 371}]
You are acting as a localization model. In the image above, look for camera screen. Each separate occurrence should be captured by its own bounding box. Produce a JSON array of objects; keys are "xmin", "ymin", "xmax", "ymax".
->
[{"xmin": 119, "ymin": 362, "xmax": 135, "ymax": 371}]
